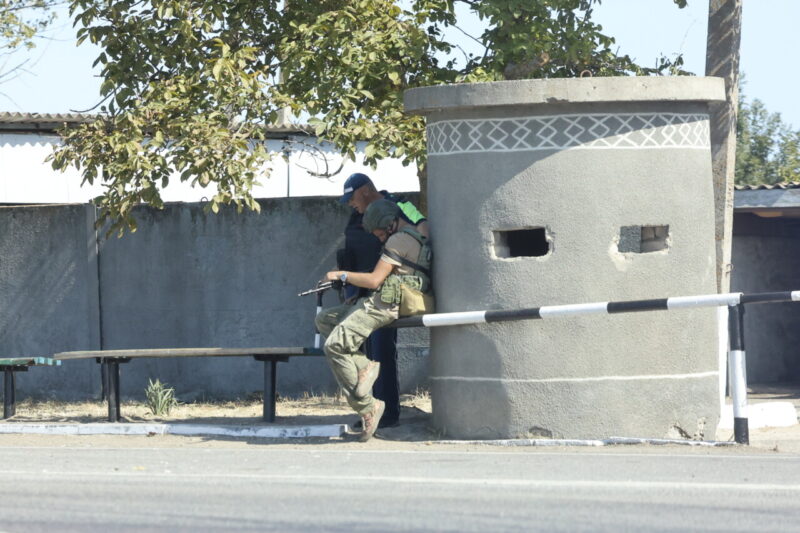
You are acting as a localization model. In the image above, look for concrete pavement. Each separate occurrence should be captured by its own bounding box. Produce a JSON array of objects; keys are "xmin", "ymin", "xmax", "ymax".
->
[
  {"xmin": 1, "ymin": 445, "xmax": 799, "ymax": 532},
  {"xmin": 716, "ymin": 383, "xmax": 800, "ymax": 452}
]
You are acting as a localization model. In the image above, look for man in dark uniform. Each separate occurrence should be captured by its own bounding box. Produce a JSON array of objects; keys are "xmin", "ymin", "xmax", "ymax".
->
[{"xmin": 338, "ymin": 173, "xmax": 427, "ymax": 428}]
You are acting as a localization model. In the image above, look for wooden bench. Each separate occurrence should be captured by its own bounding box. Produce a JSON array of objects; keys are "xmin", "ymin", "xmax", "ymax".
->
[
  {"xmin": 54, "ymin": 347, "xmax": 324, "ymax": 423},
  {"xmin": 0, "ymin": 357, "xmax": 62, "ymax": 419}
]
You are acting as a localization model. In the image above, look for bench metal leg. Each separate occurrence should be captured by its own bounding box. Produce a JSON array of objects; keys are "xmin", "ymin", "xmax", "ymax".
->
[
  {"xmin": 100, "ymin": 363, "xmax": 107, "ymax": 401},
  {"xmin": 105, "ymin": 360, "xmax": 121, "ymax": 422},
  {"xmin": 263, "ymin": 359, "xmax": 277, "ymax": 422},
  {"xmin": 3, "ymin": 369, "xmax": 15, "ymax": 419}
]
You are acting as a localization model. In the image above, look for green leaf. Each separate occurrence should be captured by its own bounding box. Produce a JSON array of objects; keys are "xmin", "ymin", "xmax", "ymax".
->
[{"xmin": 212, "ymin": 59, "xmax": 224, "ymax": 80}]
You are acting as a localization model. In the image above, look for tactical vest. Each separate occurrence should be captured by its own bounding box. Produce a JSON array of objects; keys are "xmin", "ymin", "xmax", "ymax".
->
[{"xmin": 381, "ymin": 227, "xmax": 433, "ymax": 294}]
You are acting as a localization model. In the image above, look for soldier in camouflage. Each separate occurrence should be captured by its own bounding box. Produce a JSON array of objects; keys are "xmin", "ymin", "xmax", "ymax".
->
[{"xmin": 316, "ymin": 199, "xmax": 433, "ymax": 441}]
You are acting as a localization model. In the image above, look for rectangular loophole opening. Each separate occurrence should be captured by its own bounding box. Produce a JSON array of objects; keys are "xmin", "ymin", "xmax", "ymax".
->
[
  {"xmin": 618, "ymin": 225, "xmax": 669, "ymax": 253},
  {"xmin": 494, "ymin": 228, "xmax": 549, "ymax": 258}
]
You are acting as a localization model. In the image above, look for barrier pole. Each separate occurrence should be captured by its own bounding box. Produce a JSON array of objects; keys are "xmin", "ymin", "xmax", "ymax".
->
[
  {"xmin": 728, "ymin": 303, "xmax": 749, "ymax": 445},
  {"xmin": 314, "ymin": 292, "xmax": 324, "ymax": 349}
]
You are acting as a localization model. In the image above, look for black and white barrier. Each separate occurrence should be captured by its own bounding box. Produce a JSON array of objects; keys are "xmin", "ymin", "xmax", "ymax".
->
[
  {"xmin": 314, "ymin": 291, "xmax": 324, "ymax": 349},
  {"xmin": 392, "ymin": 290, "xmax": 800, "ymax": 445},
  {"xmin": 728, "ymin": 303, "xmax": 748, "ymax": 445},
  {"xmin": 392, "ymin": 291, "xmax": 800, "ymax": 329}
]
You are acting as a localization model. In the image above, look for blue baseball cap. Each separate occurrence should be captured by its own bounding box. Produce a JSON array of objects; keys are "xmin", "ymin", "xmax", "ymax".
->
[{"xmin": 340, "ymin": 173, "xmax": 373, "ymax": 204}]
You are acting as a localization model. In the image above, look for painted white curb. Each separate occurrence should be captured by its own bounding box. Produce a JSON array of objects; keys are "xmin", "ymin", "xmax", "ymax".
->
[
  {"xmin": 0, "ymin": 423, "xmax": 347, "ymax": 438},
  {"xmin": 436, "ymin": 437, "xmax": 735, "ymax": 447},
  {"xmin": 718, "ymin": 402, "xmax": 798, "ymax": 430}
]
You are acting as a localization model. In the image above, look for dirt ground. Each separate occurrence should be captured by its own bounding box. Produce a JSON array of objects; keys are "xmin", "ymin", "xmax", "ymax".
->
[
  {"xmin": 3, "ymin": 391, "xmax": 432, "ymax": 423},
  {"xmin": 0, "ymin": 391, "xmax": 441, "ymax": 448},
  {"xmin": 2, "ymin": 391, "xmax": 797, "ymax": 453}
]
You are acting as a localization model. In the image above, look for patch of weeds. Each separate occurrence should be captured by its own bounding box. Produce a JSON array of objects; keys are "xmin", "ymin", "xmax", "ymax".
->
[
  {"xmin": 401, "ymin": 388, "xmax": 431, "ymax": 412},
  {"xmin": 144, "ymin": 378, "xmax": 178, "ymax": 416},
  {"xmin": 408, "ymin": 388, "xmax": 430, "ymax": 402}
]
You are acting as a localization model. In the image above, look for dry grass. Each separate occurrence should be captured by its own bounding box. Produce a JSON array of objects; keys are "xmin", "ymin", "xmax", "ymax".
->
[
  {"xmin": 4, "ymin": 390, "xmax": 431, "ymax": 426},
  {"xmin": 404, "ymin": 388, "xmax": 431, "ymax": 411}
]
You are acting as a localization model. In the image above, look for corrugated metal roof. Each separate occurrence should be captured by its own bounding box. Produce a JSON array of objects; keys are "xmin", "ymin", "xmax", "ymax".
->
[
  {"xmin": 0, "ymin": 112, "xmax": 312, "ymax": 135},
  {"xmin": 735, "ymin": 182, "xmax": 800, "ymax": 210},
  {"xmin": 735, "ymin": 182, "xmax": 800, "ymax": 191},
  {"xmin": 0, "ymin": 112, "xmax": 97, "ymax": 132},
  {"xmin": 0, "ymin": 111, "xmax": 97, "ymax": 124}
]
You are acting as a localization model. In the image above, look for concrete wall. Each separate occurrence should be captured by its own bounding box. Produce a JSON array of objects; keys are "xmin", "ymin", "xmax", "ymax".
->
[
  {"xmin": 0, "ymin": 198, "xmax": 429, "ymax": 401},
  {"xmin": 731, "ymin": 214, "xmax": 800, "ymax": 383},
  {"xmin": 406, "ymin": 77, "xmax": 725, "ymax": 440},
  {"xmin": 0, "ymin": 205, "xmax": 100, "ymax": 398}
]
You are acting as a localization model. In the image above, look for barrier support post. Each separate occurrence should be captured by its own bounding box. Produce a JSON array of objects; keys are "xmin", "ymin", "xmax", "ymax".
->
[
  {"xmin": 314, "ymin": 292, "xmax": 324, "ymax": 349},
  {"xmin": 728, "ymin": 303, "xmax": 749, "ymax": 445}
]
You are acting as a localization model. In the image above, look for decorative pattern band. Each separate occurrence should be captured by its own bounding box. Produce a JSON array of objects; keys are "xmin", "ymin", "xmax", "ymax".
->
[
  {"xmin": 426, "ymin": 113, "xmax": 711, "ymax": 155},
  {"xmin": 429, "ymin": 370, "xmax": 719, "ymax": 385}
]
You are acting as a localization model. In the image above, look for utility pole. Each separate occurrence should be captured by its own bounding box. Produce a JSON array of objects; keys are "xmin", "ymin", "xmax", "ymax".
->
[
  {"xmin": 276, "ymin": 0, "xmax": 292, "ymax": 127},
  {"xmin": 705, "ymin": 0, "xmax": 742, "ymax": 294},
  {"xmin": 706, "ymin": 0, "xmax": 742, "ymax": 409}
]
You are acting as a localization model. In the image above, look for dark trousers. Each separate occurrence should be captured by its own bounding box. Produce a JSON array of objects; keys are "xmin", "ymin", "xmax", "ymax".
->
[{"xmin": 366, "ymin": 326, "xmax": 400, "ymax": 423}]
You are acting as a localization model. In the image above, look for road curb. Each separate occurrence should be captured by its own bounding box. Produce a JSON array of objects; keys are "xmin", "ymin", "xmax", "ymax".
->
[
  {"xmin": 435, "ymin": 437, "xmax": 737, "ymax": 447},
  {"xmin": 0, "ymin": 423, "xmax": 347, "ymax": 438}
]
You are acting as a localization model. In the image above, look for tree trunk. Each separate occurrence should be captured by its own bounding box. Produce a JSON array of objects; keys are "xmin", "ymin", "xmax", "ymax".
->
[
  {"xmin": 705, "ymin": 0, "xmax": 742, "ymax": 294},
  {"xmin": 416, "ymin": 165, "xmax": 428, "ymax": 216}
]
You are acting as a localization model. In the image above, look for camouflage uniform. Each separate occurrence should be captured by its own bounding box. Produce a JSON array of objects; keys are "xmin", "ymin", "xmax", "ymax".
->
[
  {"xmin": 315, "ymin": 298, "xmax": 398, "ymax": 416},
  {"xmin": 317, "ymin": 200, "xmax": 430, "ymax": 422}
]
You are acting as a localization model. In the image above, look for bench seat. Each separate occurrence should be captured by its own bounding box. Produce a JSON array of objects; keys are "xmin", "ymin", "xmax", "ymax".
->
[
  {"xmin": 54, "ymin": 347, "xmax": 324, "ymax": 422},
  {"xmin": 0, "ymin": 357, "xmax": 62, "ymax": 419}
]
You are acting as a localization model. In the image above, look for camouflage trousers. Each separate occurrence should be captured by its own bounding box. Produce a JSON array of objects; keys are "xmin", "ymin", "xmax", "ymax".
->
[{"xmin": 315, "ymin": 297, "xmax": 397, "ymax": 416}]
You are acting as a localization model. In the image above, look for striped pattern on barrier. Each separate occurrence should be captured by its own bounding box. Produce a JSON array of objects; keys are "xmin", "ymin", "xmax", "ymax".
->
[
  {"xmin": 393, "ymin": 291, "xmax": 800, "ymax": 329},
  {"xmin": 388, "ymin": 289, "xmax": 800, "ymax": 446}
]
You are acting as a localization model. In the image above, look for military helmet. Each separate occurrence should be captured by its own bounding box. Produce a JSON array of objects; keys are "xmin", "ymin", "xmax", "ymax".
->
[{"xmin": 363, "ymin": 199, "xmax": 401, "ymax": 233}]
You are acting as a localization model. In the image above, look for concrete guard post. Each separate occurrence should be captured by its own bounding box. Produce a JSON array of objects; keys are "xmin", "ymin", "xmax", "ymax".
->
[{"xmin": 405, "ymin": 77, "xmax": 726, "ymax": 440}]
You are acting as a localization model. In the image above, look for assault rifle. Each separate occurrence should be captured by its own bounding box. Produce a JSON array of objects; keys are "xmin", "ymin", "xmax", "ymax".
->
[
  {"xmin": 300, "ymin": 279, "xmax": 344, "ymax": 349},
  {"xmin": 298, "ymin": 280, "xmax": 343, "ymax": 297}
]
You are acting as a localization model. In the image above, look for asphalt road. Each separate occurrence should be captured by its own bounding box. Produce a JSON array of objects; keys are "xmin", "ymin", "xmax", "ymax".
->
[{"xmin": 0, "ymin": 444, "xmax": 799, "ymax": 532}]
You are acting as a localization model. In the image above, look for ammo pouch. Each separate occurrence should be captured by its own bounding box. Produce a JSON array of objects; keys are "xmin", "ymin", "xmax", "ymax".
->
[
  {"xmin": 380, "ymin": 275, "xmax": 435, "ymax": 317},
  {"xmin": 379, "ymin": 227, "xmax": 434, "ymax": 316}
]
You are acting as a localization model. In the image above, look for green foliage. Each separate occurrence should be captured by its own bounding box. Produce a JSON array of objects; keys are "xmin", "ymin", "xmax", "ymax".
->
[
  {"xmin": 463, "ymin": 0, "xmax": 689, "ymax": 80},
  {"xmin": 144, "ymin": 378, "xmax": 178, "ymax": 416},
  {"xmin": 1, "ymin": 0, "xmax": 56, "ymax": 53},
  {"xmin": 51, "ymin": 0, "xmax": 689, "ymax": 234},
  {"xmin": 1, "ymin": 0, "xmax": 58, "ymax": 85},
  {"xmin": 735, "ymin": 94, "xmax": 800, "ymax": 186}
]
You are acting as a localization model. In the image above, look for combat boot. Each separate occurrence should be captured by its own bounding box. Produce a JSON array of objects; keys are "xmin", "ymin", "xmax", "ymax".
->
[{"xmin": 359, "ymin": 400, "xmax": 385, "ymax": 442}]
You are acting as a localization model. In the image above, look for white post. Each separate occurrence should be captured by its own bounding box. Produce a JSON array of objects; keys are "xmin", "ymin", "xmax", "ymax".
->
[
  {"xmin": 717, "ymin": 306, "xmax": 729, "ymax": 413},
  {"xmin": 728, "ymin": 303, "xmax": 749, "ymax": 444}
]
